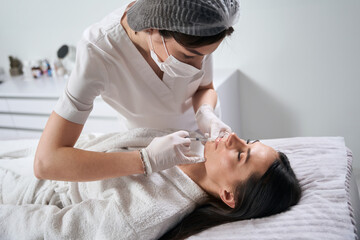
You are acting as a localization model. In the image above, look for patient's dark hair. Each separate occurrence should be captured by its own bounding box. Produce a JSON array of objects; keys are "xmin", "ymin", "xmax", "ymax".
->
[
  {"xmin": 159, "ymin": 27, "xmax": 234, "ymax": 48},
  {"xmin": 159, "ymin": 152, "xmax": 302, "ymax": 240}
]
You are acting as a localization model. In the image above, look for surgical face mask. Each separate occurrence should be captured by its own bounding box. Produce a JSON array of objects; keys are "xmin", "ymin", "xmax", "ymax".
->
[{"xmin": 148, "ymin": 34, "xmax": 204, "ymax": 78}]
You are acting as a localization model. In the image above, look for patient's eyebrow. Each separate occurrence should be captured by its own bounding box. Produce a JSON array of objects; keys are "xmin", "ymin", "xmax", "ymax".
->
[{"xmin": 245, "ymin": 148, "xmax": 251, "ymax": 164}]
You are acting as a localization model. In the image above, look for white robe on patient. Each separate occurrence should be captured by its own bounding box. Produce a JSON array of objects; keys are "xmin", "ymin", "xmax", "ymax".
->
[{"xmin": 0, "ymin": 128, "xmax": 207, "ymax": 240}]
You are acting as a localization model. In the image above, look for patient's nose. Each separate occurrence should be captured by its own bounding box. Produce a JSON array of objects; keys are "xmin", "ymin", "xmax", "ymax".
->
[
  {"xmin": 226, "ymin": 133, "xmax": 246, "ymax": 149},
  {"xmin": 226, "ymin": 133, "xmax": 237, "ymax": 147}
]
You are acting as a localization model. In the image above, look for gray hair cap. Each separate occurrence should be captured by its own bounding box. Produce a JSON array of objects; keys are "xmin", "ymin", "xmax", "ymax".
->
[{"xmin": 127, "ymin": 0, "xmax": 240, "ymax": 36}]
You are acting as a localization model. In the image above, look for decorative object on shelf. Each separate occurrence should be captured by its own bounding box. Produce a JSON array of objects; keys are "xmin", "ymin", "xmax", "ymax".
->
[
  {"xmin": 9, "ymin": 56, "xmax": 23, "ymax": 76},
  {"xmin": 40, "ymin": 59, "xmax": 52, "ymax": 77},
  {"xmin": 22, "ymin": 61, "xmax": 32, "ymax": 79},
  {"xmin": 29, "ymin": 59, "xmax": 53, "ymax": 79},
  {"xmin": 31, "ymin": 65, "xmax": 42, "ymax": 78},
  {"xmin": 56, "ymin": 44, "xmax": 76, "ymax": 77},
  {"xmin": 53, "ymin": 59, "xmax": 66, "ymax": 77},
  {"xmin": 0, "ymin": 67, "xmax": 5, "ymax": 84}
]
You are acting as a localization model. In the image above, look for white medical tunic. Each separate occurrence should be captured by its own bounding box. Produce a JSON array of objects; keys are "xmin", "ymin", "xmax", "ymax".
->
[{"xmin": 54, "ymin": 4, "xmax": 214, "ymax": 131}]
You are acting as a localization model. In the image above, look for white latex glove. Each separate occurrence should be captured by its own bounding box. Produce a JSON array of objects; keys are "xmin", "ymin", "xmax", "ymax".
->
[
  {"xmin": 141, "ymin": 131, "xmax": 205, "ymax": 175},
  {"xmin": 195, "ymin": 104, "xmax": 232, "ymax": 140}
]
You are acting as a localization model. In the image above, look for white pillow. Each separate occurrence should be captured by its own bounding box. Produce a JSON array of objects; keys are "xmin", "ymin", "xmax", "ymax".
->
[{"xmin": 191, "ymin": 137, "xmax": 357, "ymax": 240}]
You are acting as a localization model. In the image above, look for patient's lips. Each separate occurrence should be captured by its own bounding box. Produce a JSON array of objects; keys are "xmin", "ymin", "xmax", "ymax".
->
[{"xmin": 215, "ymin": 137, "xmax": 222, "ymax": 149}]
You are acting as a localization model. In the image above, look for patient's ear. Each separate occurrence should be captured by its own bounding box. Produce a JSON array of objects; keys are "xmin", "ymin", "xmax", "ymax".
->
[{"xmin": 219, "ymin": 188, "xmax": 235, "ymax": 208}]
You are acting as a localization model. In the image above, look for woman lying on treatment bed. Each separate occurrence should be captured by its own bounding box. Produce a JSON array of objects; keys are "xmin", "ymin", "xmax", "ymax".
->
[{"xmin": 0, "ymin": 130, "xmax": 301, "ymax": 240}]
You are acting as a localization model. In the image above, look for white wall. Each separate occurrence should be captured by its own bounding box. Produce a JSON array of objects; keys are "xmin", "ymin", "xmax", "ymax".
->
[
  {"xmin": 0, "ymin": 0, "xmax": 132, "ymax": 70},
  {"xmin": 213, "ymin": 0, "xmax": 360, "ymax": 172},
  {"xmin": 0, "ymin": 0, "xmax": 359, "ymax": 172}
]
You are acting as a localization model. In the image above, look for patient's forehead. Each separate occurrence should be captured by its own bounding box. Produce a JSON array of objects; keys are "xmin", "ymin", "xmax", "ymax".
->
[{"xmin": 249, "ymin": 143, "xmax": 278, "ymax": 175}]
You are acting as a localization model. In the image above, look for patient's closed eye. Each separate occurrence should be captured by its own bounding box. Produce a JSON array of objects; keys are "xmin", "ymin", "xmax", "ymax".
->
[{"xmin": 238, "ymin": 151, "xmax": 245, "ymax": 162}]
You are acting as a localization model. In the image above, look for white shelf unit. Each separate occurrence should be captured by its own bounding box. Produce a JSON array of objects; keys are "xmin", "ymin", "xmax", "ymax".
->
[{"xmin": 0, "ymin": 77, "xmax": 121, "ymax": 139}]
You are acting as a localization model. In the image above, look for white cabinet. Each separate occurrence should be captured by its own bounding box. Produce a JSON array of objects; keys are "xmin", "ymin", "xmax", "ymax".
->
[
  {"xmin": 0, "ymin": 99, "xmax": 8, "ymax": 111},
  {"xmin": 0, "ymin": 77, "xmax": 123, "ymax": 139}
]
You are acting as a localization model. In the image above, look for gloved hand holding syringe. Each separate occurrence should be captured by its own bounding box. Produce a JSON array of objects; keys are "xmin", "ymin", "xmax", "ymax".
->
[
  {"xmin": 187, "ymin": 137, "xmax": 211, "ymax": 142},
  {"xmin": 140, "ymin": 131, "xmax": 206, "ymax": 176},
  {"xmin": 140, "ymin": 129, "xmax": 229, "ymax": 176}
]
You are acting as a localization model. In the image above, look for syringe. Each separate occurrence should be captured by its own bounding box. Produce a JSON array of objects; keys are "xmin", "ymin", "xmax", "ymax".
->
[{"xmin": 188, "ymin": 137, "xmax": 211, "ymax": 142}]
